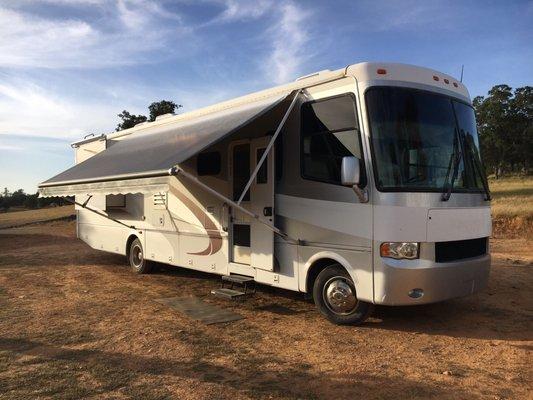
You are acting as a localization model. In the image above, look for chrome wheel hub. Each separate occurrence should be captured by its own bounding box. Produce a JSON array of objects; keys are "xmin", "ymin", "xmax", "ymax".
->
[
  {"xmin": 323, "ymin": 276, "xmax": 357, "ymax": 315},
  {"xmin": 132, "ymin": 245, "xmax": 143, "ymax": 268}
]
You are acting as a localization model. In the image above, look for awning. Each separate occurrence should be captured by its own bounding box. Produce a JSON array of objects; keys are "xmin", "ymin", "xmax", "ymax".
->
[
  {"xmin": 39, "ymin": 91, "xmax": 293, "ymax": 196},
  {"xmin": 39, "ymin": 176, "xmax": 170, "ymax": 198}
]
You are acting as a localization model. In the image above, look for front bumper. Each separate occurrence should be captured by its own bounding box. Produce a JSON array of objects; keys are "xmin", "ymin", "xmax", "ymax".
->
[{"xmin": 373, "ymin": 254, "xmax": 491, "ymax": 306}]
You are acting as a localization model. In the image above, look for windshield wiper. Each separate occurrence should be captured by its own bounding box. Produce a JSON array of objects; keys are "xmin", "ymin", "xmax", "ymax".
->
[{"xmin": 441, "ymin": 129, "xmax": 462, "ymax": 201}]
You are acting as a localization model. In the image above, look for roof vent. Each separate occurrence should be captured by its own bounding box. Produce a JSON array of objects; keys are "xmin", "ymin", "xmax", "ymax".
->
[
  {"xmin": 155, "ymin": 113, "xmax": 175, "ymax": 121},
  {"xmin": 295, "ymin": 69, "xmax": 331, "ymax": 81}
]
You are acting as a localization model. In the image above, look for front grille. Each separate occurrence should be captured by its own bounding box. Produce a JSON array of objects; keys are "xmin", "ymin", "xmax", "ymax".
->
[{"xmin": 435, "ymin": 237, "xmax": 488, "ymax": 263}]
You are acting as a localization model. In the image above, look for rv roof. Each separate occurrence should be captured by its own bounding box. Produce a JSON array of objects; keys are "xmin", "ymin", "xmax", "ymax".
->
[{"xmin": 71, "ymin": 62, "xmax": 468, "ymax": 146}]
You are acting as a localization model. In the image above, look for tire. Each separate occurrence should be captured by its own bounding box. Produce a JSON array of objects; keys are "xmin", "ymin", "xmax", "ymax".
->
[
  {"xmin": 128, "ymin": 238, "xmax": 153, "ymax": 274},
  {"xmin": 313, "ymin": 264, "xmax": 373, "ymax": 325}
]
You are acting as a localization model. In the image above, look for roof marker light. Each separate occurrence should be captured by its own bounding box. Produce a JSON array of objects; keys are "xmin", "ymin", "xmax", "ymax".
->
[
  {"xmin": 453, "ymin": 82, "xmax": 458, "ymax": 87},
  {"xmin": 433, "ymin": 76, "xmax": 439, "ymax": 81},
  {"xmin": 377, "ymin": 68, "xmax": 387, "ymax": 75},
  {"xmin": 444, "ymin": 78, "xmax": 450, "ymax": 84}
]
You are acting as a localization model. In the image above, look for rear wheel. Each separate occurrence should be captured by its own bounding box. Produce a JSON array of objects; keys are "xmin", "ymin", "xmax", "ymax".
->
[
  {"xmin": 128, "ymin": 238, "xmax": 153, "ymax": 274},
  {"xmin": 313, "ymin": 264, "xmax": 373, "ymax": 325}
]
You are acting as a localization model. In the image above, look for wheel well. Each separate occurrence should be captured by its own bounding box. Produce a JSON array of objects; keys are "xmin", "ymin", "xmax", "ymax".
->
[
  {"xmin": 306, "ymin": 258, "xmax": 341, "ymax": 294},
  {"xmin": 125, "ymin": 234, "xmax": 139, "ymax": 258}
]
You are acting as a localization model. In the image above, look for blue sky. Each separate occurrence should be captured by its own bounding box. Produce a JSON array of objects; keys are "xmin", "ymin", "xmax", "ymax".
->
[{"xmin": 0, "ymin": 0, "xmax": 532, "ymax": 193}]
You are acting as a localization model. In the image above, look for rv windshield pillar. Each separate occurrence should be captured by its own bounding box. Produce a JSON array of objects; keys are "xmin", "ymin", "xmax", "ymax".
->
[{"xmin": 236, "ymin": 89, "xmax": 302, "ymax": 206}]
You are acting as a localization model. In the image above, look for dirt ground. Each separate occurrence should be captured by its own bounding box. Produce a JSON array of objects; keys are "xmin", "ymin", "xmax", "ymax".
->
[{"xmin": 0, "ymin": 220, "xmax": 531, "ymax": 400}]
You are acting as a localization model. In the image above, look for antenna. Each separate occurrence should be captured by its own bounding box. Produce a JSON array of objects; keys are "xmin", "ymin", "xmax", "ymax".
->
[{"xmin": 460, "ymin": 64, "xmax": 464, "ymax": 82}]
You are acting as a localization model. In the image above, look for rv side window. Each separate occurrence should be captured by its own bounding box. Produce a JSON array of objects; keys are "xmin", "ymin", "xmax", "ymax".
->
[
  {"xmin": 197, "ymin": 151, "xmax": 221, "ymax": 176},
  {"xmin": 232, "ymin": 144, "xmax": 251, "ymax": 201},
  {"xmin": 106, "ymin": 194, "xmax": 126, "ymax": 209},
  {"xmin": 256, "ymin": 148, "xmax": 267, "ymax": 184},
  {"xmin": 275, "ymin": 132, "xmax": 283, "ymax": 181},
  {"xmin": 233, "ymin": 224, "xmax": 250, "ymax": 247},
  {"xmin": 300, "ymin": 94, "xmax": 364, "ymax": 185}
]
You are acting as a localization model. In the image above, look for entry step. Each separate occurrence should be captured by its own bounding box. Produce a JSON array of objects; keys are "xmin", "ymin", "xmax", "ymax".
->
[
  {"xmin": 211, "ymin": 288, "xmax": 246, "ymax": 300},
  {"xmin": 221, "ymin": 274, "xmax": 254, "ymax": 284}
]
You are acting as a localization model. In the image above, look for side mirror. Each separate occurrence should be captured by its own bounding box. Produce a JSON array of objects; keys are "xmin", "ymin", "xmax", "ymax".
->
[{"xmin": 341, "ymin": 156, "xmax": 360, "ymax": 186}]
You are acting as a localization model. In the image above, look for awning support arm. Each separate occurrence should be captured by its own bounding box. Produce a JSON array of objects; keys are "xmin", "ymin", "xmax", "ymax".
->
[
  {"xmin": 61, "ymin": 196, "xmax": 137, "ymax": 230},
  {"xmin": 169, "ymin": 168, "xmax": 297, "ymax": 243},
  {"xmin": 237, "ymin": 89, "xmax": 302, "ymax": 205},
  {"xmin": 82, "ymin": 195, "xmax": 93, "ymax": 207}
]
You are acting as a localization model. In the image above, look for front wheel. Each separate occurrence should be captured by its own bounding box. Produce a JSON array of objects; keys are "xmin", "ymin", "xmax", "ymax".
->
[
  {"xmin": 128, "ymin": 238, "xmax": 153, "ymax": 274},
  {"xmin": 313, "ymin": 265, "xmax": 373, "ymax": 325}
]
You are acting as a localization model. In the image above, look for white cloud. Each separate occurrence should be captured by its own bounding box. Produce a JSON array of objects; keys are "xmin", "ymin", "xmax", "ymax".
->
[
  {"xmin": 0, "ymin": 77, "xmax": 115, "ymax": 138},
  {"xmin": 264, "ymin": 2, "xmax": 312, "ymax": 85},
  {"xmin": 0, "ymin": 72, "xmax": 242, "ymax": 139},
  {"xmin": 0, "ymin": 143, "xmax": 23, "ymax": 151},
  {"xmin": 0, "ymin": 0, "xmax": 317, "ymax": 141},
  {"xmin": 0, "ymin": 1, "xmax": 191, "ymax": 69},
  {"xmin": 213, "ymin": 0, "xmax": 272, "ymax": 23}
]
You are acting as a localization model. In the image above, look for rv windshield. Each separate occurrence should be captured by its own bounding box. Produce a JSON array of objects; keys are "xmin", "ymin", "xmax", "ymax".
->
[{"xmin": 366, "ymin": 86, "xmax": 485, "ymax": 192}]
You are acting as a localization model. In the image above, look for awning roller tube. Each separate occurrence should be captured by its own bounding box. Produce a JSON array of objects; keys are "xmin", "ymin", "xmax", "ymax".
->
[{"xmin": 38, "ymin": 176, "xmax": 171, "ymax": 198}]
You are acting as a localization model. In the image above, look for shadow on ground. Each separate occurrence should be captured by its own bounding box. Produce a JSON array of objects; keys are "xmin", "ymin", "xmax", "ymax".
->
[{"xmin": 0, "ymin": 336, "xmax": 470, "ymax": 399}]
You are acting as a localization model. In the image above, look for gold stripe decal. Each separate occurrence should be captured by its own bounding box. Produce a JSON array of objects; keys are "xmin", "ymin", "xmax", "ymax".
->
[{"xmin": 169, "ymin": 186, "xmax": 223, "ymax": 256}]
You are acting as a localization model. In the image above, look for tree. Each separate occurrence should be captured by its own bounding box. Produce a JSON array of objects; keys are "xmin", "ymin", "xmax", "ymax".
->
[
  {"xmin": 510, "ymin": 86, "xmax": 533, "ymax": 172},
  {"xmin": 473, "ymin": 85, "xmax": 532, "ymax": 177},
  {"xmin": 10, "ymin": 189, "xmax": 26, "ymax": 207},
  {"xmin": 116, "ymin": 110, "xmax": 147, "ymax": 131},
  {"xmin": 148, "ymin": 100, "xmax": 182, "ymax": 122},
  {"xmin": 115, "ymin": 100, "xmax": 182, "ymax": 131},
  {"xmin": 23, "ymin": 193, "xmax": 38, "ymax": 209}
]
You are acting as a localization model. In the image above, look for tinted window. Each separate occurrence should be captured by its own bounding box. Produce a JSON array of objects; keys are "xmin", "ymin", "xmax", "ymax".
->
[
  {"xmin": 453, "ymin": 102, "xmax": 484, "ymax": 189},
  {"xmin": 197, "ymin": 151, "xmax": 221, "ymax": 176},
  {"xmin": 106, "ymin": 194, "xmax": 125, "ymax": 209},
  {"xmin": 232, "ymin": 144, "xmax": 250, "ymax": 201},
  {"xmin": 366, "ymin": 87, "xmax": 484, "ymax": 192},
  {"xmin": 233, "ymin": 224, "xmax": 250, "ymax": 247},
  {"xmin": 301, "ymin": 94, "xmax": 363, "ymax": 185},
  {"xmin": 275, "ymin": 133, "xmax": 283, "ymax": 181},
  {"xmin": 256, "ymin": 148, "xmax": 267, "ymax": 184}
]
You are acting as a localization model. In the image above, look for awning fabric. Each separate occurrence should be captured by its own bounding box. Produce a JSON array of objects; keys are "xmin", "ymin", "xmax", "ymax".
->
[
  {"xmin": 38, "ymin": 92, "xmax": 292, "ymax": 196},
  {"xmin": 39, "ymin": 176, "xmax": 170, "ymax": 198}
]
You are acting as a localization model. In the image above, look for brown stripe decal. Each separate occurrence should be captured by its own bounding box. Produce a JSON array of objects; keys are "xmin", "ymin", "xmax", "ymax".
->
[{"xmin": 169, "ymin": 186, "xmax": 223, "ymax": 256}]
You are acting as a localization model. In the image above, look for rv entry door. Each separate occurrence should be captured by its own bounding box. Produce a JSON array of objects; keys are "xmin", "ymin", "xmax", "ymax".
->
[
  {"xmin": 250, "ymin": 137, "xmax": 275, "ymax": 271},
  {"xmin": 229, "ymin": 137, "xmax": 275, "ymax": 271}
]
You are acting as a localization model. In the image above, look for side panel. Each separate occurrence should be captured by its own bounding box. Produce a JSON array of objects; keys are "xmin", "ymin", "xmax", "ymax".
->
[
  {"xmin": 144, "ymin": 230, "xmax": 179, "ymax": 264},
  {"xmin": 78, "ymin": 222, "xmax": 132, "ymax": 255},
  {"xmin": 166, "ymin": 168, "xmax": 229, "ymax": 275},
  {"xmin": 274, "ymin": 77, "xmax": 374, "ymax": 299},
  {"xmin": 427, "ymin": 207, "xmax": 492, "ymax": 242}
]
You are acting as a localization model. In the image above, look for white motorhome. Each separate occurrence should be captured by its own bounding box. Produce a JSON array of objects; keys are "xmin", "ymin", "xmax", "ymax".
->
[{"xmin": 39, "ymin": 62, "xmax": 492, "ymax": 325}]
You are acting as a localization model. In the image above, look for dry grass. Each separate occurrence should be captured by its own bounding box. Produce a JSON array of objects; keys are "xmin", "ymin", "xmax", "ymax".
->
[
  {"xmin": 0, "ymin": 205, "xmax": 75, "ymax": 229},
  {"xmin": 0, "ymin": 220, "xmax": 531, "ymax": 400},
  {"xmin": 489, "ymin": 176, "xmax": 533, "ymax": 237}
]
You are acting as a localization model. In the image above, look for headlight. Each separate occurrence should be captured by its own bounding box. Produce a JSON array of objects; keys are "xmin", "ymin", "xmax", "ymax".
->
[{"xmin": 380, "ymin": 242, "xmax": 419, "ymax": 260}]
